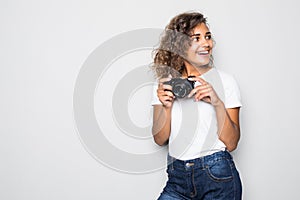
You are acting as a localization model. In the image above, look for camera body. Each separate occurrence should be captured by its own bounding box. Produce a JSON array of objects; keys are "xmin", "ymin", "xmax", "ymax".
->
[{"xmin": 164, "ymin": 77, "xmax": 195, "ymax": 98}]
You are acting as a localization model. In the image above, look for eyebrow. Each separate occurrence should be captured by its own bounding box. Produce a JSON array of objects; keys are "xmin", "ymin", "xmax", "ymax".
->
[{"xmin": 190, "ymin": 32, "xmax": 212, "ymax": 37}]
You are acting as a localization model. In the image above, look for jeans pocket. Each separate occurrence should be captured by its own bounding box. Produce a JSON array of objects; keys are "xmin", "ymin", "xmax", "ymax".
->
[{"xmin": 205, "ymin": 158, "xmax": 233, "ymax": 182}]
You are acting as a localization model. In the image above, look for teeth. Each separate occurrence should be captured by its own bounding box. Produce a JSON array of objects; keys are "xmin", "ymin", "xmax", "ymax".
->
[{"xmin": 198, "ymin": 51, "xmax": 208, "ymax": 55}]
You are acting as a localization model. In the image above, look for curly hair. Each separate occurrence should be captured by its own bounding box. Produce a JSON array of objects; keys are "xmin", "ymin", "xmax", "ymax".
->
[{"xmin": 152, "ymin": 12, "xmax": 210, "ymax": 78}]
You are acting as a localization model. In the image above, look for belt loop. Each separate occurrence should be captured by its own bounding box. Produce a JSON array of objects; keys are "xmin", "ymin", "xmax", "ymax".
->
[
  {"xmin": 167, "ymin": 154, "xmax": 174, "ymax": 170},
  {"xmin": 171, "ymin": 156, "xmax": 174, "ymax": 170},
  {"xmin": 201, "ymin": 155, "xmax": 206, "ymax": 169}
]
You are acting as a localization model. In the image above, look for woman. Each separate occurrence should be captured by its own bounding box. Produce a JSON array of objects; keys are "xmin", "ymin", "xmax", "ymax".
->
[{"xmin": 151, "ymin": 12, "xmax": 242, "ymax": 199}]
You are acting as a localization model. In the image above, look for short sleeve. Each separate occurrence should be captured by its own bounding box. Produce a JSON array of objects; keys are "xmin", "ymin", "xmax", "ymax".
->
[
  {"xmin": 222, "ymin": 73, "xmax": 242, "ymax": 108},
  {"xmin": 151, "ymin": 82, "xmax": 162, "ymax": 106}
]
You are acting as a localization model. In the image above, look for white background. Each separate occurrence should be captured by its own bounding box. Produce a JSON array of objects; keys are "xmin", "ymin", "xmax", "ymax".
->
[{"xmin": 1, "ymin": 0, "xmax": 300, "ymax": 199}]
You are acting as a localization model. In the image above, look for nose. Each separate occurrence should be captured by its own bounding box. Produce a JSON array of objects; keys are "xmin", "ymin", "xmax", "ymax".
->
[{"xmin": 199, "ymin": 36, "xmax": 209, "ymax": 47}]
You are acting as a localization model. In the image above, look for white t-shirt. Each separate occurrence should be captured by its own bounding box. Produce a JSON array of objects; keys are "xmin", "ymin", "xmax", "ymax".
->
[{"xmin": 151, "ymin": 68, "xmax": 242, "ymax": 160}]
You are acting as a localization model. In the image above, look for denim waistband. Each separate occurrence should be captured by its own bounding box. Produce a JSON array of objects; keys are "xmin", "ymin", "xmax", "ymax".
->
[{"xmin": 167, "ymin": 150, "xmax": 233, "ymax": 171}]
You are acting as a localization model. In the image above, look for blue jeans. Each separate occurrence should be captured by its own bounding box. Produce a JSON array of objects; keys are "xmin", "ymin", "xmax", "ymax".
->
[{"xmin": 158, "ymin": 151, "xmax": 242, "ymax": 200}]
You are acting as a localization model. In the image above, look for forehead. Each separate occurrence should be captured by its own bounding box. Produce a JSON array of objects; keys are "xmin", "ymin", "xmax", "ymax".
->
[{"xmin": 191, "ymin": 23, "xmax": 210, "ymax": 34}]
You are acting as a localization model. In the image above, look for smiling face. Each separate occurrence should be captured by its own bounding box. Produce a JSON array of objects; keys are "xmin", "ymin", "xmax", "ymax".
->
[{"xmin": 185, "ymin": 23, "xmax": 213, "ymax": 68}]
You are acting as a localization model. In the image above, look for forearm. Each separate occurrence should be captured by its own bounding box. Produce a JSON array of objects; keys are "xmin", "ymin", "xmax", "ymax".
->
[
  {"xmin": 152, "ymin": 105, "xmax": 172, "ymax": 146},
  {"xmin": 214, "ymin": 101, "xmax": 240, "ymax": 151}
]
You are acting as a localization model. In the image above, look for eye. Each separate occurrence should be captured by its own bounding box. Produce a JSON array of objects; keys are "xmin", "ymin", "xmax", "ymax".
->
[
  {"xmin": 205, "ymin": 35, "xmax": 212, "ymax": 40},
  {"xmin": 192, "ymin": 36, "xmax": 200, "ymax": 42}
]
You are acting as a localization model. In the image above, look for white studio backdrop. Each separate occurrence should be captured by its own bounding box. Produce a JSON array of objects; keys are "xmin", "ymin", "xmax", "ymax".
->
[{"xmin": 1, "ymin": 0, "xmax": 300, "ymax": 199}]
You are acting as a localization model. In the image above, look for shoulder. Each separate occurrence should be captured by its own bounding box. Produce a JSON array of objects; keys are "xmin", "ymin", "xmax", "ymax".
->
[
  {"xmin": 214, "ymin": 68, "xmax": 239, "ymax": 88},
  {"xmin": 215, "ymin": 68, "xmax": 235, "ymax": 81},
  {"xmin": 214, "ymin": 68, "xmax": 242, "ymax": 108}
]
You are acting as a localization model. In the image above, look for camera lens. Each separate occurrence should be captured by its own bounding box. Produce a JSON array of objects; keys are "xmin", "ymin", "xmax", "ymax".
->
[
  {"xmin": 171, "ymin": 78, "xmax": 193, "ymax": 98},
  {"xmin": 164, "ymin": 78, "xmax": 194, "ymax": 98}
]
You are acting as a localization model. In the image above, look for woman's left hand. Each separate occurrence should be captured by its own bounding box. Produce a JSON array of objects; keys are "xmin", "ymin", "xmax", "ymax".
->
[{"xmin": 188, "ymin": 77, "xmax": 222, "ymax": 107}]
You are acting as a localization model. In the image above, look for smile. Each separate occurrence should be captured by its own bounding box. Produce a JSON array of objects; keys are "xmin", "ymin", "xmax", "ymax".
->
[{"xmin": 197, "ymin": 50, "xmax": 209, "ymax": 55}]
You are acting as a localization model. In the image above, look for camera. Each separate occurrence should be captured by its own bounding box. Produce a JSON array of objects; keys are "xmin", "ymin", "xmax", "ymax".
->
[{"xmin": 163, "ymin": 77, "xmax": 195, "ymax": 98}]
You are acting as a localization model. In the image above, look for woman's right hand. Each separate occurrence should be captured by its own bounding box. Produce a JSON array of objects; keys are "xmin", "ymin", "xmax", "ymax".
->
[{"xmin": 157, "ymin": 78, "xmax": 175, "ymax": 108}]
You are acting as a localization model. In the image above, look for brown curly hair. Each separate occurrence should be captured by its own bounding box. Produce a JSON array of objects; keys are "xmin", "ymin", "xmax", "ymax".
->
[{"xmin": 152, "ymin": 12, "xmax": 210, "ymax": 78}]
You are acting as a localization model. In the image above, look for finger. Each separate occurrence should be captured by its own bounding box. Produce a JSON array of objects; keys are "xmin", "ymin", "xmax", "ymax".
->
[
  {"xmin": 188, "ymin": 84, "xmax": 210, "ymax": 97},
  {"xmin": 192, "ymin": 84, "xmax": 210, "ymax": 92},
  {"xmin": 159, "ymin": 77, "xmax": 172, "ymax": 84},
  {"xmin": 158, "ymin": 93, "xmax": 175, "ymax": 104},
  {"xmin": 157, "ymin": 89, "xmax": 174, "ymax": 98},
  {"xmin": 158, "ymin": 82, "xmax": 173, "ymax": 91},
  {"xmin": 160, "ymin": 96, "xmax": 174, "ymax": 105},
  {"xmin": 162, "ymin": 101, "xmax": 172, "ymax": 108},
  {"xmin": 197, "ymin": 94, "xmax": 211, "ymax": 102},
  {"xmin": 160, "ymin": 91, "xmax": 174, "ymax": 99},
  {"xmin": 188, "ymin": 87, "xmax": 202, "ymax": 98},
  {"xmin": 188, "ymin": 90, "xmax": 196, "ymax": 98},
  {"xmin": 158, "ymin": 83, "xmax": 165, "ymax": 89},
  {"xmin": 194, "ymin": 88, "xmax": 212, "ymax": 100},
  {"xmin": 165, "ymin": 91, "xmax": 175, "ymax": 98},
  {"xmin": 188, "ymin": 76, "xmax": 208, "ymax": 85},
  {"xmin": 165, "ymin": 96, "xmax": 174, "ymax": 102},
  {"xmin": 194, "ymin": 87, "xmax": 212, "ymax": 96},
  {"xmin": 194, "ymin": 92, "xmax": 210, "ymax": 102},
  {"xmin": 162, "ymin": 84, "xmax": 173, "ymax": 91}
]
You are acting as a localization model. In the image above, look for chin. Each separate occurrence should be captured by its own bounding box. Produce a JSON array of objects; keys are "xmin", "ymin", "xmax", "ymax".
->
[
  {"xmin": 196, "ymin": 62, "xmax": 210, "ymax": 67},
  {"xmin": 195, "ymin": 59, "xmax": 210, "ymax": 66}
]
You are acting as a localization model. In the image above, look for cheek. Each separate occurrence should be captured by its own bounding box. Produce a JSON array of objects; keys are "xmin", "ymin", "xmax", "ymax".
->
[
  {"xmin": 187, "ymin": 44, "xmax": 198, "ymax": 53},
  {"xmin": 186, "ymin": 49, "xmax": 196, "ymax": 59}
]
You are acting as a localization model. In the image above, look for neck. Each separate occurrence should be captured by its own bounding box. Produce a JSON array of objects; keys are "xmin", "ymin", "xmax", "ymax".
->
[{"xmin": 183, "ymin": 62, "xmax": 212, "ymax": 77}]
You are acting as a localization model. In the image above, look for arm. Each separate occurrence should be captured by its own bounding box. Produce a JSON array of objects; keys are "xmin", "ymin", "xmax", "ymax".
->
[
  {"xmin": 214, "ymin": 103, "xmax": 240, "ymax": 151},
  {"xmin": 152, "ymin": 81, "xmax": 175, "ymax": 146},
  {"xmin": 189, "ymin": 77, "xmax": 241, "ymax": 151},
  {"xmin": 152, "ymin": 105, "xmax": 172, "ymax": 146}
]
